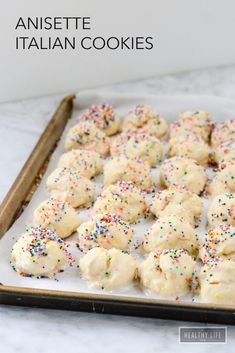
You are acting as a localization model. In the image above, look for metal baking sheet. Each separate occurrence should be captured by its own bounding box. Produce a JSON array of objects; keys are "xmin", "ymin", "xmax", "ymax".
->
[{"xmin": 0, "ymin": 92, "xmax": 235, "ymax": 324}]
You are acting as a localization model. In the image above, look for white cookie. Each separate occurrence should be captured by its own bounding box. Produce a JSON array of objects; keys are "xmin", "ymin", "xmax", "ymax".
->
[
  {"xmin": 79, "ymin": 247, "xmax": 136, "ymax": 290},
  {"xmin": 208, "ymin": 162, "xmax": 235, "ymax": 196},
  {"xmin": 104, "ymin": 155, "xmax": 154, "ymax": 191},
  {"xmin": 47, "ymin": 168, "xmax": 95, "ymax": 208},
  {"xmin": 143, "ymin": 216, "xmax": 199, "ymax": 255},
  {"xmin": 77, "ymin": 214, "xmax": 134, "ymax": 251},
  {"xmin": 211, "ymin": 119, "xmax": 235, "ymax": 147},
  {"xmin": 150, "ymin": 187, "xmax": 202, "ymax": 225},
  {"xmin": 170, "ymin": 111, "xmax": 212, "ymax": 142},
  {"xmin": 10, "ymin": 227, "xmax": 68, "ymax": 278},
  {"xmin": 160, "ymin": 157, "xmax": 207, "ymax": 194},
  {"xmin": 199, "ymin": 258, "xmax": 235, "ymax": 305},
  {"xmin": 64, "ymin": 121, "xmax": 110, "ymax": 156},
  {"xmin": 138, "ymin": 249, "xmax": 195, "ymax": 296},
  {"xmin": 58, "ymin": 149, "xmax": 103, "ymax": 179},
  {"xmin": 33, "ymin": 198, "xmax": 81, "ymax": 238},
  {"xmin": 199, "ymin": 225, "xmax": 235, "ymax": 263},
  {"xmin": 79, "ymin": 103, "xmax": 120, "ymax": 136},
  {"xmin": 208, "ymin": 193, "xmax": 235, "ymax": 228},
  {"xmin": 152, "ymin": 203, "xmax": 195, "ymax": 226},
  {"xmin": 168, "ymin": 135, "xmax": 210, "ymax": 165},
  {"xmin": 122, "ymin": 105, "xmax": 168, "ymax": 139},
  {"xmin": 110, "ymin": 132, "xmax": 163, "ymax": 167},
  {"xmin": 93, "ymin": 181, "xmax": 147, "ymax": 223},
  {"xmin": 214, "ymin": 140, "xmax": 235, "ymax": 165}
]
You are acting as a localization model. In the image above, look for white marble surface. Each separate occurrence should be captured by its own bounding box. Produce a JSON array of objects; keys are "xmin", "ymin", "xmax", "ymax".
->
[{"xmin": 1, "ymin": 64, "xmax": 235, "ymax": 352}]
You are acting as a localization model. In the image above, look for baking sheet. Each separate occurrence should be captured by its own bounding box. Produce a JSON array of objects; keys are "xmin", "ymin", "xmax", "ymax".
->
[{"xmin": 1, "ymin": 92, "xmax": 235, "ymax": 303}]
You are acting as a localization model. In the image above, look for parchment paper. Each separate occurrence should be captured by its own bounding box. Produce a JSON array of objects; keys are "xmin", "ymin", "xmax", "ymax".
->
[{"xmin": 1, "ymin": 92, "xmax": 235, "ymax": 302}]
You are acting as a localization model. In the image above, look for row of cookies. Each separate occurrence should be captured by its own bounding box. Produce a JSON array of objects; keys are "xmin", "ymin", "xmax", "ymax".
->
[{"xmin": 163, "ymin": 110, "xmax": 235, "ymax": 304}]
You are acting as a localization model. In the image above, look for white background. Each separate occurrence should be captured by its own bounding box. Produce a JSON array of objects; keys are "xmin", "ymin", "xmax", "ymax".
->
[{"xmin": 1, "ymin": 0, "xmax": 235, "ymax": 102}]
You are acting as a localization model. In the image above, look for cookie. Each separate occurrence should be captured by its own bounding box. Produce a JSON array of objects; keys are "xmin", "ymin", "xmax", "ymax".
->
[
  {"xmin": 160, "ymin": 157, "xmax": 207, "ymax": 194},
  {"xmin": 10, "ymin": 227, "xmax": 69, "ymax": 278},
  {"xmin": 150, "ymin": 187, "xmax": 202, "ymax": 225},
  {"xmin": 199, "ymin": 258, "xmax": 235, "ymax": 305},
  {"xmin": 47, "ymin": 168, "xmax": 95, "ymax": 208},
  {"xmin": 79, "ymin": 103, "xmax": 120, "ymax": 136},
  {"xmin": 122, "ymin": 105, "xmax": 168, "ymax": 139},
  {"xmin": 199, "ymin": 225, "xmax": 235, "ymax": 263},
  {"xmin": 208, "ymin": 162, "xmax": 235, "ymax": 196},
  {"xmin": 170, "ymin": 111, "xmax": 212, "ymax": 142},
  {"xmin": 143, "ymin": 216, "xmax": 199, "ymax": 255},
  {"xmin": 77, "ymin": 214, "xmax": 133, "ymax": 251},
  {"xmin": 211, "ymin": 119, "xmax": 235, "ymax": 147},
  {"xmin": 208, "ymin": 193, "xmax": 235, "ymax": 227},
  {"xmin": 168, "ymin": 135, "xmax": 210, "ymax": 165},
  {"xmin": 138, "ymin": 249, "xmax": 195, "ymax": 296},
  {"xmin": 93, "ymin": 181, "xmax": 147, "ymax": 223},
  {"xmin": 58, "ymin": 149, "xmax": 102, "ymax": 179},
  {"xmin": 79, "ymin": 247, "xmax": 136, "ymax": 290},
  {"xmin": 111, "ymin": 132, "xmax": 163, "ymax": 167},
  {"xmin": 33, "ymin": 198, "xmax": 81, "ymax": 238},
  {"xmin": 104, "ymin": 155, "xmax": 154, "ymax": 191},
  {"xmin": 64, "ymin": 121, "xmax": 110, "ymax": 156},
  {"xmin": 214, "ymin": 140, "xmax": 235, "ymax": 166}
]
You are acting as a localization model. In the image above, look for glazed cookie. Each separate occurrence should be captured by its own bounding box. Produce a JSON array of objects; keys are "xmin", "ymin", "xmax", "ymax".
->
[
  {"xmin": 77, "ymin": 214, "xmax": 133, "ymax": 251},
  {"xmin": 199, "ymin": 258, "xmax": 235, "ymax": 305},
  {"xmin": 110, "ymin": 132, "xmax": 163, "ymax": 167},
  {"xmin": 79, "ymin": 247, "xmax": 136, "ymax": 290},
  {"xmin": 122, "ymin": 105, "xmax": 168, "ymax": 139},
  {"xmin": 47, "ymin": 167, "xmax": 95, "ymax": 208},
  {"xmin": 64, "ymin": 121, "xmax": 110, "ymax": 156},
  {"xmin": 79, "ymin": 103, "xmax": 120, "ymax": 136},
  {"xmin": 208, "ymin": 193, "xmax": 235, "ymax": 227},
  {"xmin": 170, "ymin": 111, "xmax": 212, "ymax": 142},
  {"xmin": 160, "ymin": 157, "xmax": 207, "ymax": 194},
  {"xmin": 208, "ymin": 162, "xmax": 235, "ymax": 196},
  {"xmin": 104, "ymin": 155, "xmax": 154, "ymax": 191},
  {"xmin": 10, "ymin": 227, "xmax": 69, "ymax": 278},
  {"xmin": 93, "ymin": 181, "xmax": 147, "ymax": 223},
  {"xmin": 143, "ymin": 216, "xmax": 199, "ymax": 255},
  {"xmin": 151, "ymin": 203, "xmax": 195, "ymax": 226},
  {"xmin": 214, "ymin": 140, "xmax": 235, "ymax": 165},
  {"xmin": 199, "ymin": 225, "xmax": 235, "ymax": 263},
  {"xmin": 58, "ymin": 149, "xmax": 103, "ymax": 179},
  {"xmin": 168, "ymin": 135, "xmax": 210, "ymax": 165},
  {"xmin": 150, "ymin": 187, "xmax": 202, "ymax": 224},
  {"xmin": 211, "ymin": 119, "xmax": 235, "ymax": 147},
  {"xmin": 138, "ymin": 249, "xmax": 196, "ymax": 296},
  {"xmin": 33, "ymin": 198, "xmax": 81, "ymax": 238}
]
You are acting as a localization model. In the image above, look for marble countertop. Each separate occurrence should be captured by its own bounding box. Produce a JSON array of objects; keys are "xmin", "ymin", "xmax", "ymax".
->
[{"xmin": 1, "ymin": 64, "xmax": 235, "ymax": 352}]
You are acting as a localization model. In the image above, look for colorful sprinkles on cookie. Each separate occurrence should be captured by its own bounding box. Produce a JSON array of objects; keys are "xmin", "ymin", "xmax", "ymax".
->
[
  {"xmin": 80, "ymin": 103, "xmax": 120, "ymax": 136},
  {"xmin": 77, "ymin": 213, "xmax": 133, "ymax": 251},
  {"xmin": 200, "ymin": 225, "xmax": 235, "ymax": 263},
  {"xmin": 123, "ymin": 105, "xmax": 168, "ymax": 139},
  {"xmin": 10, "ymin": 226, "xmax": 73, "ymax": 278},
  {"xmin": 64, "ymin": 120, "xmax": 110, "ymax": 155},
  {"xmin": 212, "ymin": 119, "xmax": 235, "ymax": 147},
  {"xmin": 58, "ymin": 149, "xmax": 102, "ymax": 179},
  {"xmin": 93, "ymin": 180, "xmax": 147, "ymax": 223},
  {"xmin": 111, "ymin": 131, "xmax": 163, "ymax": 166},
  {"xmin": 208, "ymin": 192, "xmax": 235, "ymax": 227}
]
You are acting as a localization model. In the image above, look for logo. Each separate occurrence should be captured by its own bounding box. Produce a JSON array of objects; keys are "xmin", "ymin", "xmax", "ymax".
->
[{"xmin": 179, "ymin": 327, "xmax": 227, "ymax": 344}]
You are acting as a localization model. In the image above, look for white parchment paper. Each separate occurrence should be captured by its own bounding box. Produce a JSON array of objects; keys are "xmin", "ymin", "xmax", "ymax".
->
[{"xmin": 1, "ymin": 92, "xmax": 235, "ymax": 302}]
